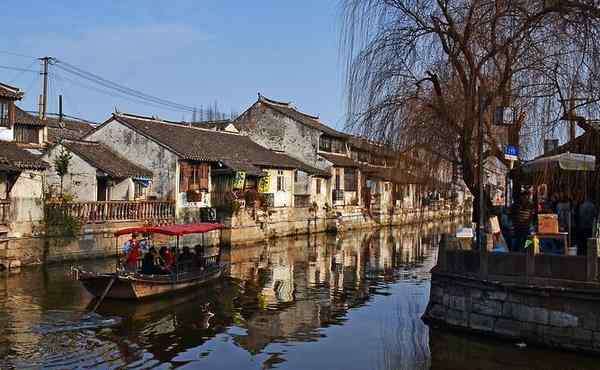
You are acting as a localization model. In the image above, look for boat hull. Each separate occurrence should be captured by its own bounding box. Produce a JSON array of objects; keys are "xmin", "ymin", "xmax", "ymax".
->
[{"xmin": 78, "ymin": 266, "xmax": 224, "ymax": 300}]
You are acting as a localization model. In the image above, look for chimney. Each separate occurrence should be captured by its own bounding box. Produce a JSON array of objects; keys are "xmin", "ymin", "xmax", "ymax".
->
[{"xmin": 58, "ymin": 95, "xmax": 64, "ymax": 127}]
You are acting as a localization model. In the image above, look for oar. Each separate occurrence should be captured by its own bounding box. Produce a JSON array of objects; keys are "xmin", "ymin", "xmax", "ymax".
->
[{"xmin": 91, "ymin": 273, "xmax": 117, "ymax": 313}]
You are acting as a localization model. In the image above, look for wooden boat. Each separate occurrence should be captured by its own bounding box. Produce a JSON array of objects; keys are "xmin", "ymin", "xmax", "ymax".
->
[{"xmin": 75, "ymin": 223, "xmax": 225, "ymax": 300}]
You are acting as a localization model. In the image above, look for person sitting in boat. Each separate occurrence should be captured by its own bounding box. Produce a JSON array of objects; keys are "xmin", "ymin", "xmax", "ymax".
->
[
  {"xmin": 193, "ymin": 245, "xmax": 204, "ymax": 269},
  {"xmin": 179, "ymin": 246, "xmax": 194, "ymax": 272},
  {"xmin": 158, "ymin": 246, "xmax": 175, "ymax": 273},
  {"xmin": 122, "ymin": 233, "xmax": 139, "ymax": 255},
  {"xmin": 139, "ymin": 234, "xmax": 152, "ymax": 254},
  {"xmin": 142, "ymin": 247, "xmax": 159, "ymax": 275},
  {"xmin": 123, "ymin": 233, "xmax": 141, "ymax": 272}
]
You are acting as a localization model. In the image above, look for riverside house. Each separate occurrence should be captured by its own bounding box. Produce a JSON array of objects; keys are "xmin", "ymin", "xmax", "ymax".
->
[
  {"xmin": 43, "ymin": 140, "xmax": 153, "ymax": 202},
  {"xmin": 235, "ymin": 94, "xmax": 360, "ymax": 208},
  {"xmin": 235, "ymin": 94, "xmax": 428, "ymax": 212},
  {"xmin": 85, "ymin": 112, "xmax": 327, "ymax": 222},
  {"xmin": 0, "ymin": 83, "xmax": 48, "ymax": 237}
]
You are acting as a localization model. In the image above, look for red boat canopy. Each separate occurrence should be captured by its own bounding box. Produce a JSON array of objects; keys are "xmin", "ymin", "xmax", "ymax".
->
[{"xmin": 114, "ymin": 223, "xmax": 224, "ymax": 237}]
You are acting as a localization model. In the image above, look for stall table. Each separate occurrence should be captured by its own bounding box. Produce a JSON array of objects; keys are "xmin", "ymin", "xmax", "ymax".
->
[{"xmin": 532, "ymin": 232, "xmax": 569, "ymax": 255}]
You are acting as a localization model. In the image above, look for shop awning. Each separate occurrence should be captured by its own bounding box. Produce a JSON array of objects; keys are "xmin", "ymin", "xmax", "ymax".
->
[{"xmin": 522, "ymin": 152, "xmax": 596, "ymax": 174}]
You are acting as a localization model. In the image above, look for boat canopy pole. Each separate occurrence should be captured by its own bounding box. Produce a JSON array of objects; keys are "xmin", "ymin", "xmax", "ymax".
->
[
  {"xmin": 115, "ymin": 237, "xmax": 119, "ymax": 272},
  {"xmin": 175, "ymin": 235, "xmax": 180, "ymax": 281}
]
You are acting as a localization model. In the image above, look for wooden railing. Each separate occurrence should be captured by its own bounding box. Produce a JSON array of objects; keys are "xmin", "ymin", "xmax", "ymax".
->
[
  {"xmin": 46, "ymin": 201, "xmax": 175, "ymax": 224},
  {"xmin": 0, "ymin": 200, "xmax": 9, "ymax": 225},
  {"xmin": 437, "ymin": 235, "xmax": 600, "ymax": 286}
]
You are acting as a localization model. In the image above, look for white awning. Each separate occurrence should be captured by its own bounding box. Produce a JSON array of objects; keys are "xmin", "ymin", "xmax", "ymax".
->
[{"xmin": 522, "ymin": 152, "xmax": 596, "ymax": 174}]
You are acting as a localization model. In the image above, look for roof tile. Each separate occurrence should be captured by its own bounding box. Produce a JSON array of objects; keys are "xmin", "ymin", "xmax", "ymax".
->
[{"xmin": 61, "ymin": 140, "xmax": 152, "ymax": 179}]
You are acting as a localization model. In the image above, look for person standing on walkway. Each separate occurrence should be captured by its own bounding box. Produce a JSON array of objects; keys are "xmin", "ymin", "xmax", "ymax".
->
[
  {"xmin": 512, "ymin": 191, "xmax": 534, "ymax": 252},
  {"xmin": 577, "ymin": 195, "xmax": 597, "ymax": 255}
]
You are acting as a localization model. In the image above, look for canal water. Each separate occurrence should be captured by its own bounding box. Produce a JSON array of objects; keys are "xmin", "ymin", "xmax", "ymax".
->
[{"xmin": 1, "ymin": 222, "xmax": 599, "ymax": 369}]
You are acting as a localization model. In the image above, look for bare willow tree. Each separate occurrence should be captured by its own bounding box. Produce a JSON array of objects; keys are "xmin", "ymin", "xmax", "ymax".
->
[{"xmin": 341, "ymin": 0, "xmax": 600, "ymax": 204}]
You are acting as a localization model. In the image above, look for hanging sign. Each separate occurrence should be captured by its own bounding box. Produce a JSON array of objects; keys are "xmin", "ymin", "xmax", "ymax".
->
[
  {"xmin": 258, "ymin": 174, "xmax": 271, "ymax": 193},
  {"xmin": 233, "ymin": 171, "xmax": 246, "ymax": 189},
  {"xmin": 504, "ymin": 145, "xmax": 519, "ymax": 161}
]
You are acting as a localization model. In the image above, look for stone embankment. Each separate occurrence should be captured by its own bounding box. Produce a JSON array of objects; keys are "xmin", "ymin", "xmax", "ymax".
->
[
  {"xmin": 1, "ymin": 206, "xmax": 467, "ymax": 269},
  {"xmin": 424, "ymin": 237, "xmax": 600, "ymax": 354}
]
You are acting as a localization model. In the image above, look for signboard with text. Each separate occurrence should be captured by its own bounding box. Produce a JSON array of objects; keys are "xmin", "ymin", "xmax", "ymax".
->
[{"xmin": 504, "ymin": 145, "xmax": 519, "ymax": 161}]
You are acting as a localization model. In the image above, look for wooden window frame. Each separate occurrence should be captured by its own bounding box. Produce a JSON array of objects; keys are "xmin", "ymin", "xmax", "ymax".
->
[{"xmin": 0, "ymin": 102, "xmax": 9, "ymax": 127}]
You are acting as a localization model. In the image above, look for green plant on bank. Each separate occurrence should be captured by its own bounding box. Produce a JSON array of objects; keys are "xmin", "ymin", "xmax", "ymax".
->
[
  {"xmin": 53, "ymin": 147, "xmax": 72, "ymax": 196},
  {"xmin": 42, "ymin": 186, "xmax": 82, "ymax": 249}
]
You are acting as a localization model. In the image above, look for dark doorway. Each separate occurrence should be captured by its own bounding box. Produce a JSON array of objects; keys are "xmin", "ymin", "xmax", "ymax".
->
[{"xmin": 97, "ymin": 177, "xmax": 108, "ymax": 201}]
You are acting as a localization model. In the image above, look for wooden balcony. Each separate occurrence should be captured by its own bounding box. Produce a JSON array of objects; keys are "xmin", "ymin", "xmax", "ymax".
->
[
  {"xmin": 45, "ymin": 201, "xmax": 175, "ymax": 224},
  {"xmin": 0, "ymin": 200, "xmax": 9, "ymax": 225}
]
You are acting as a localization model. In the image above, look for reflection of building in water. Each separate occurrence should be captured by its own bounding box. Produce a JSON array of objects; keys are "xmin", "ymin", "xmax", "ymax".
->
[{"xmin": 260, "ymin": 264, "xmax": 294, "ymax": 305}]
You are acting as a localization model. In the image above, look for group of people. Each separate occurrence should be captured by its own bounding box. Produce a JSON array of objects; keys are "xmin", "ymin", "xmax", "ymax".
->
[
  {"xmin": 121, "ymin": 233, "xmax": 209, "ymax": 275},
  {"xmin": 502, "ymin": 189, "xmax": 598, "ymax": 255}
]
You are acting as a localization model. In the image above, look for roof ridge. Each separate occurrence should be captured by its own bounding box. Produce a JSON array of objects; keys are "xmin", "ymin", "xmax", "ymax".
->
[
  {"xmin": 118, "ymin": 112, "xmax": 247, "ymax": 136},
  {"xmin": 259, "ymin": 94, "xmax": 321, "ymax": 120},
  {"xmin": 0, "ymin": 81, "xmax": 22, "ymax": 93}
]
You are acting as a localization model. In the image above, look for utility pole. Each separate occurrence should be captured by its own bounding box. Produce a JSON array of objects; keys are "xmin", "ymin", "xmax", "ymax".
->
[{"xmin": 39, "ymin": 57, "xmax": 53, "ymax": 120}]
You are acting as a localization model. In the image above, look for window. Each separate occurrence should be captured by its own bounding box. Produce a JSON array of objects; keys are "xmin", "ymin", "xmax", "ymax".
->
[
  {"xmin": 335, "ymin": 168, "xmax": 341, "ymax": 190},
  {"xmin": 294, "ymin": 170, "xmax": 298, "ymax": 183},
  {"xmin": 134, "ymin": 180, "xmax": 149, "ymax": 199},
  {"xmin": 179, "ymin": 162, "xmax": 209, "ymax": 192},
  {"xmin": 358, "ymin": 151, "xmax": 369, "ymax": 163},
  {"xmin": 319, "ymin": 136, "xmax": 332, "ymax": 152},
  {"xmin": 14, "ymin": 125, "xmax": 40, "ymax": 144},
  {"xmin": 344, "ymin": 168, "xmax": 358, "ymax": 191},
  {"xmin": 316, "ymin": 178, "xmax": 322, "ymax": 194},
  {"xmin": 331, "ymin": 139, "xmax": 344, "ymax": 153},
  {"xmin": 0, "ymin": 103, "xmax": 8, "ymax": 127},
  {"xmin": 276, "ymin": 170, "xmax": 285, "ymax": 192}
]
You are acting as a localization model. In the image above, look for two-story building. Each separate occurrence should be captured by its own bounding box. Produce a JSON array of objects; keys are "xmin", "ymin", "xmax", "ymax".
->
[
  {"xmin": 85, "ymin": 112, "xmax": 327, "ymax": 222},
  {"xmin": 0, "ymin": 82, "xmax": 48, "ymax": 236},
  {"xmin": 236, "ymin": 94, "xmax": 364, "ymax": 208}
]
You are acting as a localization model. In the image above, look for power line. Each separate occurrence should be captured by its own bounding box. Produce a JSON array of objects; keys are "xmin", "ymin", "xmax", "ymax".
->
[
  {"xmin": 0, "ymin": 65, "xmax": 38, "ymax": 73},
  {"xmin": 0, "ymin": 50, "xmax": 37, "ymax": 59},
  {"xmin": 53, "ymin": 70, "xmax": 190, "ymax": 113},
  {"xmin": 53, "ymin": 59, "xmax": 197, "ymax": 113},
  {"xmin": 9, "ymin": 60, "xmax": 38, "ymax": 83}
]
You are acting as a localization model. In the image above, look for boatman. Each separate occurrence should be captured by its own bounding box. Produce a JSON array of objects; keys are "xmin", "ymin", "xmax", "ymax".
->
[{"xmin": 122, "ymin": 233, "xmax": 141, "ymax": 272}]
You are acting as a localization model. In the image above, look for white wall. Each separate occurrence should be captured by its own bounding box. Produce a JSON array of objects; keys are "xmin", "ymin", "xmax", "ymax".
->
[
  {"xmin": 86, "ymin": 119, "xmax": 179, "ymax": 200},
  {"xmin": 43, "ymin": 144, "xmax": 97, "ymax": 202},
  {"xmin": 262, "ymin": 169, "xmax": 294, "ymax": 207},
  {"xmin": 9, "ymin": 170, "xmax": 44, "ymax": 236},
  {"xmin": 311, "ymin": 177, "xmax": 330, "ymax": 208},
  {"xmin": 111, "ymin": 178, "xmax": 133, "ymax": 200}
]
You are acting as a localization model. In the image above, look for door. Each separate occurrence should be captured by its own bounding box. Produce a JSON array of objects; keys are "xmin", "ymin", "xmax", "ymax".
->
[{"xmin": 97, "ymin": 177, "xmax": 109, "ymax": 201}]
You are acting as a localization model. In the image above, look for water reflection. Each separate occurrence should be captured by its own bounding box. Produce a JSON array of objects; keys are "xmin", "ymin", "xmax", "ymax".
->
[{"xmin": 2, "ymin": 221, "xmax": 597, "ymax": 369}]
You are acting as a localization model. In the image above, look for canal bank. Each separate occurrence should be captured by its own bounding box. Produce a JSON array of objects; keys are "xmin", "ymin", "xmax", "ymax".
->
[
  {"xmin": 424, "ymin": 235, "xmax": 600, "ymax": 355},
  {"xmin": 0, "ymin": 205, "xmax": 467, "ymax": 269},
  {"xmin": 2, "ymin": 223, "xmax": 599, "ymax": 370}
]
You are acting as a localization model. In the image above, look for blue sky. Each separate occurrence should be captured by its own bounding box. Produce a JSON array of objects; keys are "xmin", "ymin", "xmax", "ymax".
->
[{"xmin": 0, "ymin": 1, "xmax": 346, "ymax": 128}]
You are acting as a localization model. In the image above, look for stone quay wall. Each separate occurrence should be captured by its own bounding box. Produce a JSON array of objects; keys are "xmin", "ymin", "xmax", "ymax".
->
[
  {"xmin": 424, "ymin": 272, "xmax": 600, "ymax": 354},
  {"xmin": 1, "ymin": 206, "xmax": 467, "ymax": 269}
]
